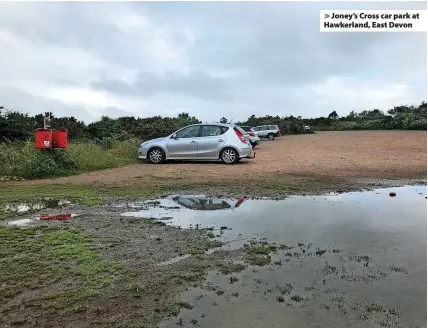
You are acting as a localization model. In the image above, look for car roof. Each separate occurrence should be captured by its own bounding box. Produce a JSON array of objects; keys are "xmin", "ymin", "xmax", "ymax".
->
[{"xmin": 188, "ymin": 123, "xmax": 238, "ymax": 128}]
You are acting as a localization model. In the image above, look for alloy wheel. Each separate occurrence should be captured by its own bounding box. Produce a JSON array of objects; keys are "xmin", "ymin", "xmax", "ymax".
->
[
  {"xmin": 222, "ymin": 149, "xmax": 237, "ymax": 164},
  {"xmin": 149, "ymin": 149, "xmax": 164, "ymax": 163}
]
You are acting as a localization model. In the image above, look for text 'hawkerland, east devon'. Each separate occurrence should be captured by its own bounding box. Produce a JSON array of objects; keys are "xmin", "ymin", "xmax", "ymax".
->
[{"xmin": 324, "ymin": 21, "xmax": 414, "ymax": 29}]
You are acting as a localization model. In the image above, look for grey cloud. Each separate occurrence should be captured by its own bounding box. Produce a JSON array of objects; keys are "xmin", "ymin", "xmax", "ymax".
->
[
  {"xmin": 91, "ymin": 71, "xmax": 236, "ymax": 101},
  {"xmin": 0, "ymin": 1, "xmax": 426, "ymax": 122},
  {"xmin": 0, "ymin": 87, "xmax": 96, "ymax": 123},
  {"xmin": 104, "ymin": 106, "xmax": 135, "ymax": 118}
]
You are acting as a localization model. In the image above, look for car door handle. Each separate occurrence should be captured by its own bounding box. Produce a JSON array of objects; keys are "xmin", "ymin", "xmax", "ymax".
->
[
  {"xmin": 190, "ymin": 141, "xmax": 196, "ymax": 143},
  {"xmin": 218, "ymin": 139, "xmax": 224, "ymax": 142}
]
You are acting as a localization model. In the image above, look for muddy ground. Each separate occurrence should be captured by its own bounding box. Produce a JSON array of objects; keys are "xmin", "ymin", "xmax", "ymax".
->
[
  {"xmin": 1, "ymin": 187, "xmax": 427, "ymax": 328},
  {"xmin": 0, "ymin": 200, "xmax": 276, "ymax": 328}
]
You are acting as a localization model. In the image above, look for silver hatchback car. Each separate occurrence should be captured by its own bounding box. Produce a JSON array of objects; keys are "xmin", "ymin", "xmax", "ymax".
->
[{"xmin": 138, "ymin": 123, "xmax": 256, "ymax": 164}]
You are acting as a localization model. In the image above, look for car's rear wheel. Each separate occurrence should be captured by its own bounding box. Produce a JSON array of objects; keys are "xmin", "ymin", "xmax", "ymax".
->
[
  {"xmin": 220, "ymin": 148, "xmax": 239, "ymax": 164},
  {"xmin": 267, "ymin": 133, "xmax": 275, "ymax": 141},
  {"xmin": 148, "ymin": 147, "xmax": 166, "ymax": 164}
]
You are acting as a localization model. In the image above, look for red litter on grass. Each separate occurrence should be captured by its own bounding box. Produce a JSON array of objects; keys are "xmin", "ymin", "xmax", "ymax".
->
[
  {"xmin": 234, "ymin": 197, "xmax": 245, "ymax": 208},
  {"xmin": 40, "ymin": 214, "xmax": 72, "ymax": 221},
  {"xmin": 389, "ymin": 192, "xmax": 396, "ymax": 197}
]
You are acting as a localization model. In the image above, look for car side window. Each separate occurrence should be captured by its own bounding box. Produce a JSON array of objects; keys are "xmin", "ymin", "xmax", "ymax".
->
[
  {"xmin": 201, "ymin": 125, "xmax": 227, "ymax": 137},
  {"xmin": 253, "ymin": 127, "xmax": 259, "ymax": 131},
  {"xmin": 268, "ymin": 125, "xmax": 276, "ymax": 130},
  {"xmin": 175, "ymin": 126, "xmax": 201, "ymax": 138},
  {"xmin": 260, "ymin": 125, "xmax": 267, "ymax": 130}
]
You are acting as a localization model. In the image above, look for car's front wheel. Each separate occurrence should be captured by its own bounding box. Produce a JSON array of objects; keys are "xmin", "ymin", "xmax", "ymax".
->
[
  {"xmin": 220, "ymin": 147, "xmax": 239, "ymax": 164},
  {"xmin": 147, "ymin": 147, "xmax": 166, "ymax": 164},
  {"xmin": 267, "ymin": 133, "xmax": 275, "ymax": 141}
]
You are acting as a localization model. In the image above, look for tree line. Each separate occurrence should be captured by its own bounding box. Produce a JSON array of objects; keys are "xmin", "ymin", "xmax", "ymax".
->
[{"xmin": 0, "ymin": 102, "xmax": 426, "ymax": 143}]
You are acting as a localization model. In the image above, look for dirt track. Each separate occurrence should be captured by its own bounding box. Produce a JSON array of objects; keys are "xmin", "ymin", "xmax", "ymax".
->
[{"xmin": 21, "ymin": 131, "xmax": 427, "ymax": 188}]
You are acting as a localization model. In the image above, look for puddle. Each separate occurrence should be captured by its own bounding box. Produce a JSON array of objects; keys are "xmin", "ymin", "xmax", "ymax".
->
[
  {"xmin": 7, "ymin": 218, "xmax": 33, "ymax": 226},
  {"xmin": 124, "ymin": 186, "xmax": 427, "ymax": 328},
  {"xmin": 2, "ymin": 198, "xmax": 71, "ymax": 215},
  {"xmin": 159, "ymin": 254, "xmax": 192, "ymax": 266},
  {"xmin": 120, "ymin": 195, "xmax": 245, "ymax": 221},
  {"xmin": 6, "ymin": 213, "xmax": 79, "ymax": 227},
  {"xmin": 173, "ymin": 195, "xmax": 245, "ymax": 210}
]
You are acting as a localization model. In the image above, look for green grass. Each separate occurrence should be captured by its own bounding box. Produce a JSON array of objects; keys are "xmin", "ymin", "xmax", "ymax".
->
[
  {"xmin": 0, "ymin": 226, "xmax": 123, "ymax": 313},
  {"xmin": 67, "ymin": 141, "xmax": 137, "ymax": 171},
  {"xmin": 0, "ymin": 140, "xmax": 139, "ymax": 179},
  {"xmin": 0, "ymin": 184, "xmax": 168, "ymax": 207}
]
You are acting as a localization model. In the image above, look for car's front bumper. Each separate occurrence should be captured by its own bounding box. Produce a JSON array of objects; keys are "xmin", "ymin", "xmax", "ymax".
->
[{"xmin": 138, "ymin": 148, "xmax": 148, "ymax": 160}]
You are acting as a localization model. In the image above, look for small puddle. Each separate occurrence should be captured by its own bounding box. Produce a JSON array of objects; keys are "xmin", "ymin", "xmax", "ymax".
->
[
  {"xmin": 159, "ymin": 254, "xmax": 192, "ymax": 266},
  {"xmin": 6, "ymin": 213, "xmax": 79, "ymax": 227},
  {"xmin": 7, "ymin": 218, "xmax": 33, "ymax": 226},
  {"xmin": 2, "ymin": 198, "xmax": 71, "ymax": 215}
]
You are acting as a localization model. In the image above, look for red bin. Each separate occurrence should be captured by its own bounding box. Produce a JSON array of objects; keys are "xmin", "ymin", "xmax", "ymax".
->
[
  {"xmin": 35, "ymin": 129, "xmax": 52, "ymax": 149},
  {"xmin": 52, "ymin": 130, "xmax": 68, "ymax": 149}
]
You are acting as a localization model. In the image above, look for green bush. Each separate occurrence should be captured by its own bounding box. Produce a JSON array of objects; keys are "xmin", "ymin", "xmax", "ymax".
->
[
  {"xmin": 0, "ymin": 140, "xmax": 139, "ymax": 179},
  {"xmin": 0, "ymin": 141, "xmax": 78, "ymax": 179}
]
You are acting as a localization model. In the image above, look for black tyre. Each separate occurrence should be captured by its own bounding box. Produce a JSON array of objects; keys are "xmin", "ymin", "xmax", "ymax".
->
[
  {"xmin": 250, "ymin": 141, "xmax": 256, "ymax": 149},
  {"xmin": 147, "ymin": 147, "xmax": 166, "ymax": 164},
  {"xmin": 220, "ymin": 147, "xmax": 239, "ymax": 164},
  {"xmin": 267, "ymin": 133, "xmax": 275, "ymax": 141}
]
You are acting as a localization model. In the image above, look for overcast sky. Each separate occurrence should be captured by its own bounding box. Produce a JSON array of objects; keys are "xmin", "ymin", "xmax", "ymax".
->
[{"xmin": 0, "ymin": 1, "xmax": 426, "ymax": 123}]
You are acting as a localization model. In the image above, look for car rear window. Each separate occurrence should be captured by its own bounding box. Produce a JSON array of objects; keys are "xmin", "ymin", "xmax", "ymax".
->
[
  {"xmin": 240, "ymin": 126, "xmax": 251, "ymax": 132},
  {"xmin": 234, "ymin": 126, "xmax": 247, "ymax": 135}
]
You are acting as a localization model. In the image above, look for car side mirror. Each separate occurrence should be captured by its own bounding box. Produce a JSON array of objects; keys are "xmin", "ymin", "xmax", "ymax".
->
[{"xmin": 171, "ymin": 133, "xmax": 177, "ymax": 139}]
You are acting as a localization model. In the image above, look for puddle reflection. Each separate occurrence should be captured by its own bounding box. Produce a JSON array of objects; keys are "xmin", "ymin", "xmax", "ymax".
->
[{"xmin": 124, "ymin": 185, "xmax": 426, "ymax": 328}]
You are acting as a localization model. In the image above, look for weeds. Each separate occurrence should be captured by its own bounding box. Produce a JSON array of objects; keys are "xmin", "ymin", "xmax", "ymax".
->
[{"xmin": 0, "ymin": 140, "xmax": 138, "ymax": 179}]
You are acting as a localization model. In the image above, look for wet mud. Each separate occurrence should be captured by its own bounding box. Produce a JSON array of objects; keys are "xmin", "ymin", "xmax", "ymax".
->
[
  {"xmin": 0, "ymin": 185, "xmax": 426, "ymax": 328},
  {"xmin": 150, "ymin": 186, "xmax": 426, "ymax": 328}
]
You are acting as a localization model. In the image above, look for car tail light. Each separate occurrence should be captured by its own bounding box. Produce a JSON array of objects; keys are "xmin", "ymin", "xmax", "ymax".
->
[
  {"xmin": 234, "ymin": 128, "xmax": 247, "ymax": 143},
  {"xmin": 249, "ymin": 132, "xmax": 255, "ymax": 136}
]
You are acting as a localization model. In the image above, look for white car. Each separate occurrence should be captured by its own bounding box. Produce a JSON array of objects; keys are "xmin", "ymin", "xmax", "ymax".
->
[
  {"xmin": 239, "ymin": 126, "xmax": 260, "ymax": 148},
  {"xmin": 252, "ymin": 125, "xmax": 281, "ymax": 141}
]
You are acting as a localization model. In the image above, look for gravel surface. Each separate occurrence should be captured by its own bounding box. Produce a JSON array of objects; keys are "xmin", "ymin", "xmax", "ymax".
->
[{"xmin": 16, "ymin": 131, "xmax": 427, "ymax": 189}]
